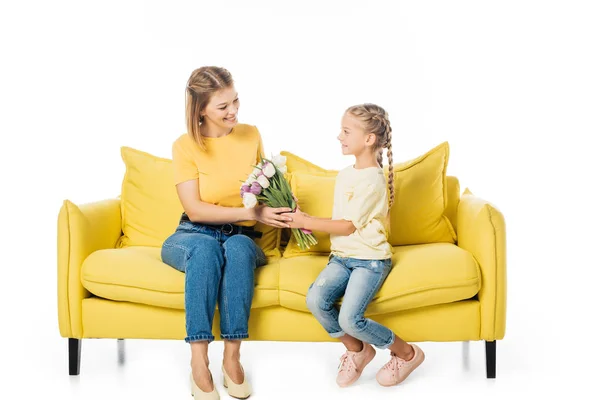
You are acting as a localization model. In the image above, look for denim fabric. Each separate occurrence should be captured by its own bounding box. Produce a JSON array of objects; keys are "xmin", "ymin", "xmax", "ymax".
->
[
  {"xmin": 306, "ymin": 255, "xmax": 394, "ymax": 349},
  {"xmin": 161, "ymin": 221, "xmax": 267, "ymax": 343}
]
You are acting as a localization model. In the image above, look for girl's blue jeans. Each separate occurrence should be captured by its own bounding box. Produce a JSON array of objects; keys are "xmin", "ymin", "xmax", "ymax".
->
[{"xmin": 306, "ymin": 254, "xmax": 395, "ymax": 349}]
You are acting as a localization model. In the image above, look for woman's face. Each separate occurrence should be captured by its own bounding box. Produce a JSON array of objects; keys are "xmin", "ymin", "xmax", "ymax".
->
[{"xmin": 202, "ymin": 86, "xmax": 240, "ymax": 129}]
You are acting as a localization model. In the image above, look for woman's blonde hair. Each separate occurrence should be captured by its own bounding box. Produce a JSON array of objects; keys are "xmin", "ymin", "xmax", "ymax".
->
[
  {"xmin": 185, "ymin": 66, "xmax": 234, "ymax": 150},
  {"xmin": 345, "ymin": 103, "xmax": 395, "ymax": 211}
]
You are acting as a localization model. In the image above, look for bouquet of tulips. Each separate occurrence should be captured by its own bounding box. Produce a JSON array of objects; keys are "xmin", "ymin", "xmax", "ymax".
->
[{"xmin": 240, "ymin": 154, "xmax": 317, "ymax": 250}]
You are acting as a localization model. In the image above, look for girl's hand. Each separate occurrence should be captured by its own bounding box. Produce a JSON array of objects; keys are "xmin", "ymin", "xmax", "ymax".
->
[
  {"xmin": 292, "ymin": 194, "xmax": 302, "ymax": 212},
  {"xmin": 252, "ymin": 205, "xmax": 292, "ymax": 228},
  {"xmin": 282, "ymin": 210, "xmax": 309, "ymax": 229}
]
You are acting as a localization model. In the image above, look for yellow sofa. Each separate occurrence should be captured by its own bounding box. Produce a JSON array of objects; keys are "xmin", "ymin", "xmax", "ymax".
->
[{"xmin": 57, "ymin": 142, "xmax": 506, "ymax": 379}]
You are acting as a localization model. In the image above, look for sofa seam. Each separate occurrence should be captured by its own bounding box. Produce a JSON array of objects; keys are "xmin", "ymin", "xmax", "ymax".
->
[
  {"xmin": 278, "ymin": 277, "xmax": 480, "ymax": 302},
  {"xmin": 485, "ymin": 203, "xmax": 499, "ymax": 339},
  {"xmin": 275, "ymin": 258, "xmax": 281, "ymax": 304},
  {"xmin": 373, "ymin": 278, "xmax": 480, "ymax": 303},
  {"xmin": 65, "ymin": 201, "xmax": 73, "ymax": 338},
  {"xmin": 82, "ymin": 279, "xmax": 280, "ymax": 295},
  {"xmin": 81, "ymin": 288, "xmax": 279, "ymax": 310},
  {"xmin": 83, "ymin": 279, "xmax": 185, "ymax": 294}
]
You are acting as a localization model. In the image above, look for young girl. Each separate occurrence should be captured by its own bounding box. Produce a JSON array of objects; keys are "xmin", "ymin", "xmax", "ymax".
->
[{"xmin": 283, "ymin": 103, "xmax": 425, "ymax": 388}]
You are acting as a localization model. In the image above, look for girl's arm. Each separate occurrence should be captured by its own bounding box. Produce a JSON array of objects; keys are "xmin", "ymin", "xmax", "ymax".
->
[
  {"xmin": 282, "ymin": 211, "xmax": 356, "ymax": 236},
  {"xmin": 305, "ymin": 216, "xmax": 356, "ymax": 236}
]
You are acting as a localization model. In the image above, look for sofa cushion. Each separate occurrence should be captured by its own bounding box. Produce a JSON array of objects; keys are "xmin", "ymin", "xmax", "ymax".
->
[
  {"xmin": 278, "ymin": 243, "xmax": 480, "ymax": 315},
  {"xmin": 119, "ymin": 146, "xmax": 183, "ymax": 248},
  {"xmin": 81, "ymin": 246, "xmax": 280, "ymax": 310},
  {"xmin": 283, "ymin": 172, "xmax": 337, "ymax": 257},
  {"xmin": 280, "ymin": 142, "xmax": 457, "ymax": 249},
  {"xmin": 118, "ymin": 146, "xmax": 281, "ymax": 256},
  {"xmin": 282, "ymin": 150, "xmax": 461, "ymax": 234},
  {"xmin": 388, "ymin": 142, "xmax": 456, "ymax": 245},
  {"xmin": 280, "ymin": 150, "xmax": 338, "ymax": 175}
]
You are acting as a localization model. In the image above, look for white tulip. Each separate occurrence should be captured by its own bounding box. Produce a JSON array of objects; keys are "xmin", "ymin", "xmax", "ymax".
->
[
  {"xmin": 262, "ymin": 162, "xmax": 276, "ymax": 178},
  {"xmin": 242, "ymin": 192, "xmax": 258, "ymax": 208},
  {"xmin": 245, "ymin": 176, "xmax": 256, "ymax": 186},
  {"xmin": 272, "ymin": 154, "xmax": 287, "ymax": 168},
  {"xmin": 278, "ymin": 165, "xmax": 287, "ymax": 174},
  {"xmin": 257, "ymin": 175, "xmax": 270, "ymax": 188}
]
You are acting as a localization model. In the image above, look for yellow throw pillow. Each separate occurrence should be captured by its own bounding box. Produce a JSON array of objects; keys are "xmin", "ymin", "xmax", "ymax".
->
[
  {"xmin": 119, "ymin": 147, "xmax": 183, "ymax": 248},
  {"xmin": 282, "ymin": 172, "xmax": 337, "ymax": 257},
  {"xmin": 118, "ymin": 146, "xmax": 281, "ymax": 255},
  {"xmin": 279, "ymin": 142, "xmax": 456, "ymax": 253},
  {"xmin": 280, "ymin": 151, "xmax": 337, "ymax": 175},
  {"xmin": 387, "ymin": 142, "xmax": 456, "ymax": 245}
]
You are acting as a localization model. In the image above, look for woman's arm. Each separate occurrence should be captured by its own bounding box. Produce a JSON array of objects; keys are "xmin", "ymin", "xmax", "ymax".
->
[
  {"xmin": 282, "ymin": 210, "xmax": 355, "ymax": 236},
  {"xmin": 177, "ymin": 180, "xmax": 292, "ymax": 228}
]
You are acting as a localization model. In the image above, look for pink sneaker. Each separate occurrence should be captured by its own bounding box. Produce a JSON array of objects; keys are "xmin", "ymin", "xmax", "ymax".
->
[
  {"xmin": 376, "ymin": 344, "xmax": 424, "ymax": 386},
  {"xmin": 336, "ymin": 342, "xmax": 376, "ymax": 387}
]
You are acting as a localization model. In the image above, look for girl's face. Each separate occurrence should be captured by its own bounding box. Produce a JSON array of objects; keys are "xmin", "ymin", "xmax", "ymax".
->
[
  {"xmin": 338, "ymin": 113, "xmax": 374, "ymax": 156},
  {"xmin": 202, "ymin": 86, "xmax": 240, "ymax": 129}
]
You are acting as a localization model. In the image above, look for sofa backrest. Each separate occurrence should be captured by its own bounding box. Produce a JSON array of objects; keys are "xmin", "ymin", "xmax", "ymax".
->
[{"xmin": 116, "ymin": 146, "xmax": 461, "ymax": 249}]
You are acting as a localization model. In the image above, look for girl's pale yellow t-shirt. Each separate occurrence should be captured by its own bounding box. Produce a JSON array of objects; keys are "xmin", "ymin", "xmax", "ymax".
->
[
  {"xmin": 330, "ymin": 165, "xmax": 393, "ymax": 260},
  {"xmin": 171, "ymin": 123, "xmax": 264, "ymax": 227}
]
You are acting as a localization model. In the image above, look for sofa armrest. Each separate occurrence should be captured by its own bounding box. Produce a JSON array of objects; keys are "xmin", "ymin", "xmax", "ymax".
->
[
  {"xmin": 57, "ymin": 198, "xmax": 122, "ymax": 338},
  {"xmin": 457, "ymin": 189, "xmax": 506, "ymax": 341}
]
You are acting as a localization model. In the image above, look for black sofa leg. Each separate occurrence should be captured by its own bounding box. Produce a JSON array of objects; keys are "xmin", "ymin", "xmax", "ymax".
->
[
  {"xmin": 69, "ymin": 338, "xmax": 81, "ymax": 376},
  {"xmin": 117, "ymin": 339, "xmax": 125, "ymax": 365},
  {"xmin": 485, "ymin": 340, "xmax": 496, "ymax": 378}
]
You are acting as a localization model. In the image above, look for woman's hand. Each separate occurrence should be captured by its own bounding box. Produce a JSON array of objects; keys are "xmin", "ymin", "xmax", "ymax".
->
[
  {"xmin": 281, "ymin": 210, "xmax": 309, "ymax": 229},
  {"xmin": 252, "ymin": 205, "xmax": 293, "ymax": 228}
]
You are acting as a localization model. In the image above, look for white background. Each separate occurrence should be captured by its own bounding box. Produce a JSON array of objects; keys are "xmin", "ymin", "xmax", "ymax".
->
[{"xmin": 1, "ymin": 0, "xmax": 599, "ymax": 398}]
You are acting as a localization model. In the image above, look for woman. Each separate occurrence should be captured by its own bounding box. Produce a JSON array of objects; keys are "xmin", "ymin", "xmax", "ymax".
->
[{"xmin": 161, "ymin": 66, "xmax": 292, "ymax": 399}]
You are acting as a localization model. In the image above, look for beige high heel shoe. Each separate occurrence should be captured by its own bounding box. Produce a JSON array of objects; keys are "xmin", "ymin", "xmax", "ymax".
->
[
  {"xmin": 190, "ymin": 372, "xmax": 220, "ymax": 399},
  {"xmin": 222, "ymin": 364, "xmax": 252, "ymax": 399}
]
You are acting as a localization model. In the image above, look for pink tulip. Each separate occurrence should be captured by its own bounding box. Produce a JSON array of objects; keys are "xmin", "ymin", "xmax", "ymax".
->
[
  {"xmin": 250, "ymin": 181, "xmax": 262, "ymax": 195},
  {"xmin": 240, "ymin": 184, "xmax": 251, "ymax": 197}
]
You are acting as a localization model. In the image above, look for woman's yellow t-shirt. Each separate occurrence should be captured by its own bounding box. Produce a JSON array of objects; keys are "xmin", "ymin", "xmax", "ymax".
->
[{"xmin": 171, "ymin": 123, "xmax": 264, "ymax": 227}]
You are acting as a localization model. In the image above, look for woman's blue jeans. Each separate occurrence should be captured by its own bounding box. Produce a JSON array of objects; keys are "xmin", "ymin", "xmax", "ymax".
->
[{"xmin": 161, "ymin": 221, "xmax": 267, "ymax": 343}]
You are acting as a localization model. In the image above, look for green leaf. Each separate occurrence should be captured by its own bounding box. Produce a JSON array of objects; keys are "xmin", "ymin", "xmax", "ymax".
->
[
  {"xmin": 272, "ymin": 176, "xmax": 280, "ymax": 190},
  {"xmin": 292, "ymin": 229, "xmax": 306, "ymax": 250}
]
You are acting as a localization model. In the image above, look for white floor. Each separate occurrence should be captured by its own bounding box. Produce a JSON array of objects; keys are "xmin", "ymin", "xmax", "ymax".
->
[{"xmin": 2, "ymin": 320, "xmax": 595, "ymax": 399}]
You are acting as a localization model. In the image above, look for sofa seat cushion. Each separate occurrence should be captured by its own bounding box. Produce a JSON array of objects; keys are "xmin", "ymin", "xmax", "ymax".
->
[
  {"xmin": 278, "ymin": 243, "xmax": 480, "ymax": 315},
  {"xmin": 81, "ymin": 246, "xmax": 280, "ymax": 310}
]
